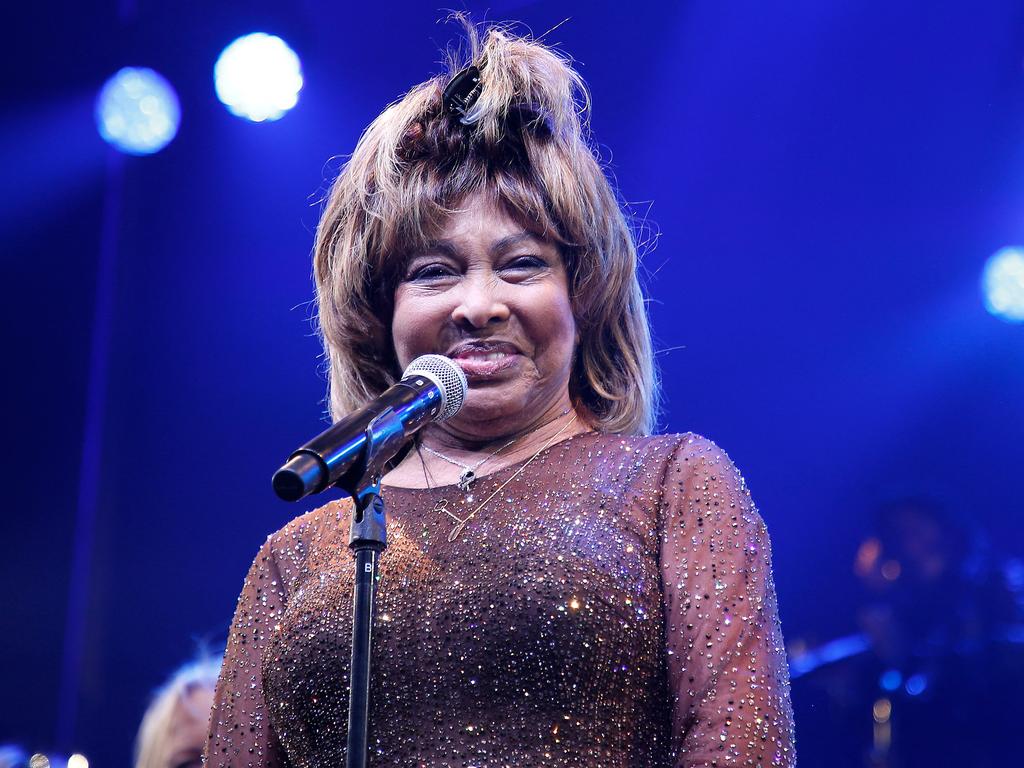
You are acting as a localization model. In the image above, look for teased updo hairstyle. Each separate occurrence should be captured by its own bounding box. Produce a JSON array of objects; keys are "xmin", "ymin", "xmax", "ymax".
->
[{"xmin": 314, "ymin": 21, "xmax": 658, "ymax": 435}]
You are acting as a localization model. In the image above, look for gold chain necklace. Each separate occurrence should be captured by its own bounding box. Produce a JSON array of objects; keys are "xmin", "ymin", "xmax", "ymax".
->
[
  {"xmin": 421, "ymin": 437, "xmax": 517, "ymax": 491},
  {"xmin": 432, "ymin": 413, "xmax": 579, "ymax": 542}
]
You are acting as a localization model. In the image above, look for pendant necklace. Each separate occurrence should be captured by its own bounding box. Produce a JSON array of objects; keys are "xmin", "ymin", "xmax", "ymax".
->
[
  {"xmin": 429, "ymin": 413, "xmax": 580, "ymax": 542},
  {"xmin": 421, "ymin": 437, "xmax": 517, "ymax": 493}
]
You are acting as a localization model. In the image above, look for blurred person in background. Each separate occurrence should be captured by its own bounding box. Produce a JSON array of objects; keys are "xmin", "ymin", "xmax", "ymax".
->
[
  {"xmin": 792, "ymin": 496, "xmax": 1024, "ymax": 767},
  {"xmin": 856, "ymin": 496, "xmax": 1021, "ymax": 668},
  {"xmin": 135, "ymin": 654, "xmax": 221, "ymax": 768}
]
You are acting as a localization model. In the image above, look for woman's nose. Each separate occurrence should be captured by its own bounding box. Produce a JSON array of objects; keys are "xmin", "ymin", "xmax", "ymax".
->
[{"xmin": 450, "ymin": 274, "xmax": 510, "ymax": 329}]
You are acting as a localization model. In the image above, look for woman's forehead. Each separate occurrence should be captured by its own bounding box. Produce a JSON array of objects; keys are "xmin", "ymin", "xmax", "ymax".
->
[
  {"xmin": 433, "ymin": 214, "xmax": 541, "ymax": 247},
  {"xmin": 388, "ymin": 185, "xmax": 566, "ymax": 269},
  {"xmin": 429, "ymin": 193, "xmax": 556, "ymax": 246}
]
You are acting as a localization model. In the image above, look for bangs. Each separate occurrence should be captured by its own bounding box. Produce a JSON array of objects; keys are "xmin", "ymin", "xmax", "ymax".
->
[{"xmin": 371, "ymin": 150, "xmax": 574, "ymax": 292}]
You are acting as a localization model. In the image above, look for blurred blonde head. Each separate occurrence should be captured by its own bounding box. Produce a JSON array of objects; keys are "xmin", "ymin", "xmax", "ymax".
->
[
  {"xmin": 134, "ymin": 655, "xmax": 221, "ymax": 768},
  {"xmin": 315, "ymin": 20, "xmax": 658, "ymax": 434}
]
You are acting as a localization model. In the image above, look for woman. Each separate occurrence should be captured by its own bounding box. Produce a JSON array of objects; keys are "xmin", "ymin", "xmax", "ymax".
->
[
  {"xmin": 207, "ymin": 24, "xmax": 795, "ymax": 767},
  {"xmin": 136, "ymin": 655, "xmax": 221, "ymax": 768}
]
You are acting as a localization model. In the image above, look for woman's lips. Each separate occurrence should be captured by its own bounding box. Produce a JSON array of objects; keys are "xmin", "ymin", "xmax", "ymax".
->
[{"xmin": 452, "ymin": 351, "xmax": 520, "ymax": 379}]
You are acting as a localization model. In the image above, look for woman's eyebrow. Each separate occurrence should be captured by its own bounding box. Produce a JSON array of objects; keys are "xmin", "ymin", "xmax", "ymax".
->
[
  {"xmin": 419, "ymin": 232, "xmax": 541, "ymax": 258},
  {"xmin": 417, "ymin": 240, "xmax": 461, "ymax": 259},
  {"xmin": 491, "ymin": 232, "xmax": 541, "ymax": 255}
]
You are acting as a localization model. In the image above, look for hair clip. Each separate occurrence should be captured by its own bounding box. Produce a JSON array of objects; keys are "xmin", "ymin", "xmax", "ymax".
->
[{"xmin": 442, "ymin": 66, "xmax": 483, "ymax": 126}]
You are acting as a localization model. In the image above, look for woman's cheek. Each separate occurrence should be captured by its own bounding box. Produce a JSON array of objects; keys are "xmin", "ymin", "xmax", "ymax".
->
[{"xmin": 391, "ymin": 293, "xmax": 420, "ymax": 366}]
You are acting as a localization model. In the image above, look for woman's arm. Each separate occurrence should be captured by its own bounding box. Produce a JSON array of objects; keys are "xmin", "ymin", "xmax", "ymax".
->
[
  {"xmin": 660, "ymin": 435, "xmax": 795, "ymax": 767},
  {"xmin": 205, "ymin": 536, "xmax": 291, "ymax": 768}
]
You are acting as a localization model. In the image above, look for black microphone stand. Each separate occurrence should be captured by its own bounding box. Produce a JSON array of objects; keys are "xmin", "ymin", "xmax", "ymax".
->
[
  {"xmin": 344, "ymin": 482, "xmax": 386, "ymax": 768},
  {"xmin": 335, "ymin": 406, "xmax": 410, "ymax": 768}
]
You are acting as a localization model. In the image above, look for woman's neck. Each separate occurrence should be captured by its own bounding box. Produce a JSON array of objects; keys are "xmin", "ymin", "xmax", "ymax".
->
[
  {"xmin": 426, "ymin": 402, "xmax": 584, "ymax": 452},
  {"xmin": 383, "ymin": 404, "xmax": 591, "ymax": 489}
]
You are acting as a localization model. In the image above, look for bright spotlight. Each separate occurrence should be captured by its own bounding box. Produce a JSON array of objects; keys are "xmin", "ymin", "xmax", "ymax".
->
[
  {"xmin": 67, "ymin": 755, "xmax": 88, "ymax": 768},
  {"xmin": 95, "ymin": 67, "xmax": 180, "ymax": 155},
  {"xmin": 982, "ymin": 246, "xmax": 1024, "ymax": 323},
  {"xmin": 214, "ymin": 33, "xmax": 303, "ymax": 122}
]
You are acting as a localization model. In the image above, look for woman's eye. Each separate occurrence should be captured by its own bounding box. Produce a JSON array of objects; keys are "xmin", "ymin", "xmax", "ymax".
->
[
  {"xmin": 407, "ymin": 264, "xmax": 456, "ymax": 281},
  {"xmin": 503, "ymin": 255, "xmax": 546, "ymax": 271}
]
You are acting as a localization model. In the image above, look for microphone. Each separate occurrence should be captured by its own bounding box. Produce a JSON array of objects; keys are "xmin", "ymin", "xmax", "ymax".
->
[{"xmin": 272, "ymin": 355, "xmax": 467, "ymax": 501}]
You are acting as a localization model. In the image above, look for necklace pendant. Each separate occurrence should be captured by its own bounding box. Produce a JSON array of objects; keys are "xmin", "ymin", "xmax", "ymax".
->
[
  {"xmin": 457, "ymin": 469, "xmax": 475, "ymax": 491},
  {"xmin": 448, "ymin": 519, "xmax": 468, "ymax": 542}
]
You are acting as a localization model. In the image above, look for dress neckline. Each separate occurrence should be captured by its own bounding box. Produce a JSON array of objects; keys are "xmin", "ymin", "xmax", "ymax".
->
[{"xmin": 381, "ymin": 429, "xmax": 600, "ymax": 493}]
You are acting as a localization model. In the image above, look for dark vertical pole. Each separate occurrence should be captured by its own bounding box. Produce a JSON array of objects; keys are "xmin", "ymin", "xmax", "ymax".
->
[
  {"xmin": 346, "ymin": 546, "xmax": 379, "ymax": 768},
  {"xmin": 56, "ymin": 149, "xmax": 123, "ymax": 750},
  {"xmin": 346, "ymin": 489, "xmax": 387, "ymax": 768}
]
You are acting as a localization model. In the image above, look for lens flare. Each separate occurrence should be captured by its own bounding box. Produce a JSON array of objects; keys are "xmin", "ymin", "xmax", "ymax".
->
[
  {"xmin": 982, "ymin": 247, "xmax": 1024, "ymax": 323},
  {"xmin": 95, "ymin": 67, "xmax": 180, "ymax": 155},
  {"xmin": 214, "ymin": 33, "xmax": 303, "ymax": 122}
]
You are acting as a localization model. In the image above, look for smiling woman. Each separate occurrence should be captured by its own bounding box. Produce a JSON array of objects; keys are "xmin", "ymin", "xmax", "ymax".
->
[{"xmin": 206, "ymin": 20, "xmax": 795, "ymax": 768}]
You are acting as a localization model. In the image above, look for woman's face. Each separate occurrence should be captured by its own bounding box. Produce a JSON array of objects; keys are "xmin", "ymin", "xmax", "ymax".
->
[{"xmin": 391, "ymin": 193, "xmax": 576, "ymax": 439}]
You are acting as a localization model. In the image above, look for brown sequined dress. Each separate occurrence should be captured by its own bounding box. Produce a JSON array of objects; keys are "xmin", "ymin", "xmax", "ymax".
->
[{"xmin": 206, "ymin": 432, "xmax": 795, "ymax": 767}]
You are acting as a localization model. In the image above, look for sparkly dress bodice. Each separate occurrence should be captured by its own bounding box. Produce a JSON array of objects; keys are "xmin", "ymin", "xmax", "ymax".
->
[{"xmin": 206, "ymin": 433, "xmax": 795, "ymax": 767}]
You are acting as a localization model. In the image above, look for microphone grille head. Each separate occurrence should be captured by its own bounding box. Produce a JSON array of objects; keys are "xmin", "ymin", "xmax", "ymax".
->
[{"xmin": 402, "ymin": 354, "xmax": 468, "ymax": 421}]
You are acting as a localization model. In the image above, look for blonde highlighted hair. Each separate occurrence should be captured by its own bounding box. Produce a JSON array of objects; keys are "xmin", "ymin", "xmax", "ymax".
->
[
  {"xmin": 314, "ymin": 21, "xmax": 658, "ymax": 434},
  {"xmin": 134, "ymin": 655, "xmax": 221, "ymax": 768}
]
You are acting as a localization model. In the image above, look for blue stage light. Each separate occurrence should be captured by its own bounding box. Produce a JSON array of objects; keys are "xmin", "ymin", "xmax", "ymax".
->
[
  {"xmin": 982, "ymin": 247, "xmax": 1024, "ymax": 323},
  {"xmin": 214, "ymin": 33, "xmax": 303, "ymax": 122},
  {"xmin": 879, "ymin": 669, "xmax": 902, "ymax": 692},
  {"xmin": 95, "ymin": 68, "xmax": 180, "ymax": 155},
  {"xmin": 905, "ymin": 673, "xmax": 928, "ymax": 696}
]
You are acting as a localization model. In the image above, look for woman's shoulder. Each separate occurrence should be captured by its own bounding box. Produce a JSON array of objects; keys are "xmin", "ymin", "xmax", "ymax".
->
[
  {"xmin": 647, "ymin": 432, "xmax": 768, "ymax": 542},
  {"xmin": 262, "ymin": 497, "xmax": 354, "ymax": 568},
  {"xmin": 603, "ymin": 430, "xmax": 760, "ymax": 516},
  {"xmin": 581, "ymin": 431, "xmax": 747, "ymax": 500},
  {"xmin": 590, "ymin": 430, "xmax": 734, "ymax": 469},
  {"xmin": 577, "ymin": 431, "xmax": 766, "ymax": 539}
]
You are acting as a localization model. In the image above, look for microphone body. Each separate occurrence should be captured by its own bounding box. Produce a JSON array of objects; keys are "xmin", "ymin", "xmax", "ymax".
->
[{"xmin": 273, "ymin": 355, "xmax": 467, "ymax": 501}]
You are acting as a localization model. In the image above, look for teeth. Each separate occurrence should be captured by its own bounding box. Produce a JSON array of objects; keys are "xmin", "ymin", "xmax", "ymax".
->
[{"xmin": 462, "ymin": 351, "xmax": 508, "ymax": 361}]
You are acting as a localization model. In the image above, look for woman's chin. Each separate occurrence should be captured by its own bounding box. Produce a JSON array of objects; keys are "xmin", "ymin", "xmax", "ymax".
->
[{"xmin": 449, "ymin": 390, "xmax": 529, "ymax": 431}]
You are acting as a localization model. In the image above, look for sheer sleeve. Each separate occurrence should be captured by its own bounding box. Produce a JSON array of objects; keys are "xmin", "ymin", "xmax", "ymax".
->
[
  {"xmin": 205, "ymin": 536, "xmax": 291, "ymax": 768},
  {"xmin": 660, "ymin": 435, "xmax": 795, "ymax": 767}
]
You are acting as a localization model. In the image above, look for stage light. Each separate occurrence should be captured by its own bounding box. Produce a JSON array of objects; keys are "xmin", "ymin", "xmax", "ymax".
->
[
  {"xmin": 95, "ymin": 67, "xmax": 180, "ymax": 155},
  {"xmin": 872, "ymin": 697, "xmax": 892, "ymax": 723},
  {"xmin": 982, "ymin": 246, "xmax": 1024, "ymax": 323},
  {"xmin": 67, "ymin": 755, "xmax": 88, "ymax": 768},
  {"xmin": 905, "ymin": 673, "xmax": 928, "ymax": 696},
  {"xmin": 878, "ymin": 669, "xmax": 902, "ymax": 692},
  {"xmin": 214, "ymin": 33, "xmax": 303, "ymax": 122}
]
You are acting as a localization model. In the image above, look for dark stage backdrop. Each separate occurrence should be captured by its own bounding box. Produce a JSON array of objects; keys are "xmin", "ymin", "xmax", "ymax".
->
[{"xmin": 2, "ymin": 1, "xmax": 1023, "ymax": 766}]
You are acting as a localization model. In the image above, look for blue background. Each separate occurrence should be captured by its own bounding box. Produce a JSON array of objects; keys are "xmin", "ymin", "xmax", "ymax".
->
[{"xmin": 2, "ymin": 1, "xmax": 1022, "ymax": 765}]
